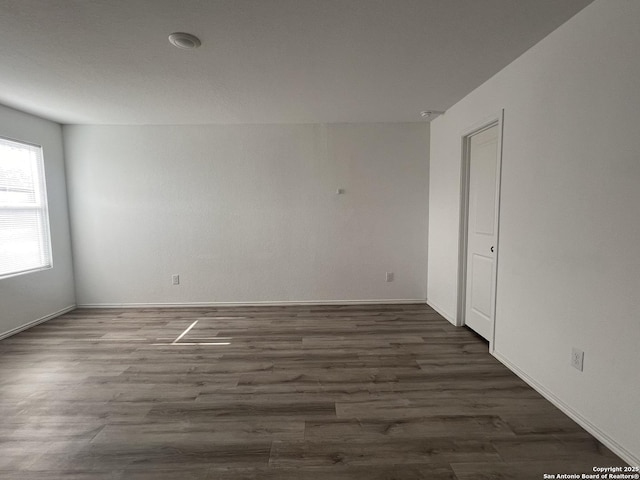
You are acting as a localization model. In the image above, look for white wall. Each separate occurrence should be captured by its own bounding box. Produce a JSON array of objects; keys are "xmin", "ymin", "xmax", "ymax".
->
[
  {"xmin": 64, "ymin": 123, "xmax": 429, "ymax": 306},
  {"xmin": 428, "ymin": 0, "xmax": 639, "ymax": 464},
  {"xmin": 0, "ymin": 105, "xmax": 76, "ymax": 337}
]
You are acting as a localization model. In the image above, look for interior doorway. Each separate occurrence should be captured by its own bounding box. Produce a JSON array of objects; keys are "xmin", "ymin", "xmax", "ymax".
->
[{"xmin": 458, "ymin": 112, "xmax": 504, "ymax": 346}]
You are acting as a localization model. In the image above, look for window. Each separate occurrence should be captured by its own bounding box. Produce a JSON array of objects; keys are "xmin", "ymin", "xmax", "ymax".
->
[{"xmin": 0, "ymin": 137, "xmax": 52, "ymax": 278}]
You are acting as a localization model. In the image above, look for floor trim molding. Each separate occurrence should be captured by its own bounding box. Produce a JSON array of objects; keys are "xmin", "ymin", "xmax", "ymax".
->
[
  {"xmin": 77, "ymin": 299, "xmax": 428, "ymax": 309},
  {"xmin": 426, "ymin": 299, "xmax": 456, "ymax": 325},
  {"xmin": 493, "ymin": 350, "xmax": 639, "ymax": 466},
  {"xmin": 0, "ymin": 305, "xmax": 76, "ymax": 340}
]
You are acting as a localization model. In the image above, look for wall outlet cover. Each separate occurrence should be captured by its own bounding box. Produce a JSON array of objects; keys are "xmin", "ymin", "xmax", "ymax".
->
[{"xmin": 571, "ymin": 347, "xmax": 584, "ymax": 371}]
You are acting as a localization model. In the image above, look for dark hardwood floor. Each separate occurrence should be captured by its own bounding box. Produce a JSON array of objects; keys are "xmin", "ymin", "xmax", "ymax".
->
[{"xmin": 0, "ymin": 304, "xmax": 626, "ymax": 479}]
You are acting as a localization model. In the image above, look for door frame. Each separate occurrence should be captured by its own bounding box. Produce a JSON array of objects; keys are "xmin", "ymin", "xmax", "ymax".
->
[{"xmin": 456, "ymin": 110, "xmax": 504, "ymax": 351}]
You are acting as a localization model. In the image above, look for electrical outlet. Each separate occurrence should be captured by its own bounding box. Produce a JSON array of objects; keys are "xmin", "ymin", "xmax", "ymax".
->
[
  {"xmin": 385, "ymin": 272, "xmax": 394, "ymax": 282},
  {"xmin": 571, "ymin": 347, "xmax": 584, "ymax": 371},
  {"xmin": 172, "ymin": 274, "xmax": 180, "ymax": 285}
]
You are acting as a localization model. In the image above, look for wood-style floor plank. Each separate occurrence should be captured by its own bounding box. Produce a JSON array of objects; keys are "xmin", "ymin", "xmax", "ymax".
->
[{"xmin": 0, "ymin": 304, "xmax": 627, "ymax": 479}]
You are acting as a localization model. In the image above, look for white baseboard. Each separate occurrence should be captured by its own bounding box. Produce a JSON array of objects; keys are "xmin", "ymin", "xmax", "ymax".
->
[
  {"xmin": 493, "ymin": 350, "xmax": 639, "ymax": 467},
  {"xmin": 426, "ymin": 299, "xmax": 457, "ymax": 325},
  {"xmin": 0, "ymin": 305, "xmax": 76, "ymax": 340},
  {"xmin": 77, "ymin": 299, "xmax": 427, "ymax": 309}
]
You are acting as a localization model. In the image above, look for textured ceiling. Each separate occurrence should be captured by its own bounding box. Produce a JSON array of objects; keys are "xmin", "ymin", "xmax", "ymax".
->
[{"xmin": 0, "ymin": 0, "xmax": 594, "ymax": 125}]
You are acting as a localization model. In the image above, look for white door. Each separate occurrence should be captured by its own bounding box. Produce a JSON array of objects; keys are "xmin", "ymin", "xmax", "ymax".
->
[{"xmin": 465, "ymin": 124, "xmax": 500, "ymax": 340}]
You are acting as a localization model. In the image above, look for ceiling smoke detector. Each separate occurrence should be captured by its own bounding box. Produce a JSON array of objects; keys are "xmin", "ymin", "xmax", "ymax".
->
[
  {"xmin": 168, "ymin": 32, "xmax": 201, "ymax": 49},
  {"xmin": 420, "ymin": 110, "xmax": 445, "ymax": 120}
]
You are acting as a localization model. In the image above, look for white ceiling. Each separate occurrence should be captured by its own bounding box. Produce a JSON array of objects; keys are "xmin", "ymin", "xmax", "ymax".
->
[{"xmin": 0, "ymin": 0, "xmax": 594, "ymax": 125}]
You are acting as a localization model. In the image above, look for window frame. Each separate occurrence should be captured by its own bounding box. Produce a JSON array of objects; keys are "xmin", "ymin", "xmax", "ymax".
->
[{"xmin": 0, "ymin": 135, "xmax": 53, "ymax": 279}]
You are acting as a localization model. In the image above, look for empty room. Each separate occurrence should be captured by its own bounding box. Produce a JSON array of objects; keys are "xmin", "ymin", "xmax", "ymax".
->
[{"xmin": 0, "ymin": 0, "xmax": 638, "ymax": 478}]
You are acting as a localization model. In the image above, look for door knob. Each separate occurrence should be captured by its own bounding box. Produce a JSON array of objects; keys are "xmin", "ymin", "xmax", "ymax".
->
[{"xmin": 490, "ymin": 246, "xmax": 494, "ymax": 252}]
